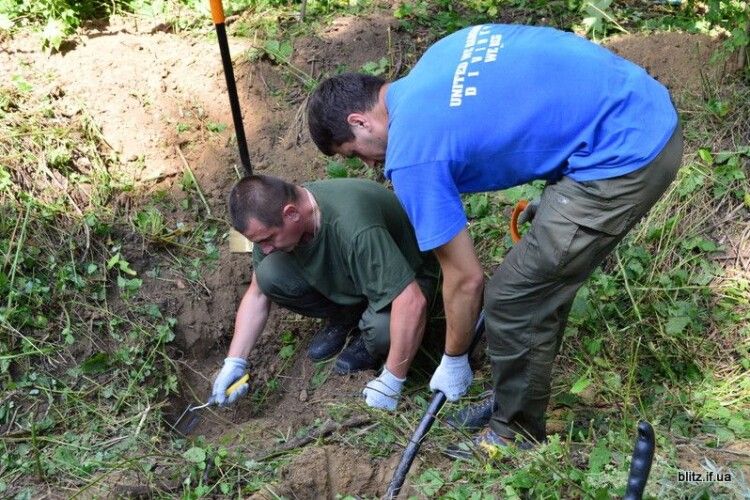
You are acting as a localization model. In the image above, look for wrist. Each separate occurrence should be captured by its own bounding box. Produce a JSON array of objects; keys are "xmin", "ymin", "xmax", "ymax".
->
[
  {"xmin": 224, "ymin": 357, "xmax": 248, "ymax": 370},
  {"xmin": 380, "ymin": 367, "xmax": 406, "ymax": 387},
  {"xmin": 440, "ymin": 353, "xmax": 469, "ymax": 368}
]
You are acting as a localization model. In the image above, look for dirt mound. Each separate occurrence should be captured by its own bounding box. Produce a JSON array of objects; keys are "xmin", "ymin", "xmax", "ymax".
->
[
  {"xmin": 270, "ymin": 445, "xmax": 395, "ymax": 498},
  {"xmin": 605, "ymin": 31, "xmax": 740, "ymax": 95}
]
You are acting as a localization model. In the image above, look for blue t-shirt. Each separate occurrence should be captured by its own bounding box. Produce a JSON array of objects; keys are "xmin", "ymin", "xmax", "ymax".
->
[{"xmin": 384, "ymin": 24, "xmax": 678, "ymax": 251}]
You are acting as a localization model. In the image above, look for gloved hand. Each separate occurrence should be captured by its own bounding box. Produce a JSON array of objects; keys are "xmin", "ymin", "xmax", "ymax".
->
[
  {"xmin": 363, "ymin": 367, "xmax": 405, "ymax": 411},
  {"xmin": 429, "ymin": 353, "xmax": 472, "ymax": 401},
  {"xmin": 211, "ymin": 357, "xmax": 249, "ymax": 406},
  {"xmin": 518, "ymin": 198, "xmax": 540, "ymax": 224}
]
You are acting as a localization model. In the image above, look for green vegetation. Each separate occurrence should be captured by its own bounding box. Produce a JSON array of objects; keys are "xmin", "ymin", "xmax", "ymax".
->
[
  {"xmin": 1, "ymin": 0, "xmax": 749, "ymax": 498},
  {"xmin": 0, "ymin": 57, "xmax": 237, "ymax": 496}
]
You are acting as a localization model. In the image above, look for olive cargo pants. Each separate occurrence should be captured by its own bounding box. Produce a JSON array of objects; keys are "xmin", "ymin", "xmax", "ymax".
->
[
  {"xmin": 254, "ymin": 252, "xmax": 438, "ymax": 358},
  {"xmin": 485, "ymin": 124, "xmax": 683, "ymax": 442}
]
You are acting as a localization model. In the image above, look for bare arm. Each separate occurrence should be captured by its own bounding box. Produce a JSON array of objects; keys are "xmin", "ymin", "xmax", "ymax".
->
[
  {"xmin": 384, "ymin": 280, "xmax": 427, "ymax": 379},
  {"xmin": 227, "ymin": 274, "xmax": 272, "ymax": 359},
  {"xmin": 433, "ymin": 228, "xmax": 484, "ymax": 355}
]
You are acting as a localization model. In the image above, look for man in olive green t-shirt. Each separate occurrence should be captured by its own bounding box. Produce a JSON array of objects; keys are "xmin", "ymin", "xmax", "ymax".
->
[{"xmin": 210, "ymin": 174, "xmax": 440, "ymax": 411}]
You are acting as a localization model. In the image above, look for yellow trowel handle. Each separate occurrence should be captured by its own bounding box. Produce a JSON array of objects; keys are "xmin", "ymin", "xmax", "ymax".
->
[{"xmin": 226, "ymin": 373, "xmax": 250, "ymax": 396}]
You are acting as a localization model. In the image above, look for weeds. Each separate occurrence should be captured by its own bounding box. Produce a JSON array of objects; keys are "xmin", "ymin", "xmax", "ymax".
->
[{"xmin": 0, "ymin": 60, "xmax": 244, "ymax": 497}]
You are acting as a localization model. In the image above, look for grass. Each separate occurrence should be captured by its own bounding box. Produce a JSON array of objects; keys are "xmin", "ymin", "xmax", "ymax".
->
[
  {"xmin": 1, "ymin": 0, "xmax": 749, "ymax": 498},
  {"xmin": 0, "ymin": 60, "xmax": 252, "ymax": 497}
]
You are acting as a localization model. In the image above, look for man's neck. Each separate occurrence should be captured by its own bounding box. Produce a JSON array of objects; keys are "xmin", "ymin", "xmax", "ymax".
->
[
  {"xmin": 377, "ymin": 83, "xmax": 390, "ymax": 120},
  {"xmin": 299, "ymin": 187, "xmax": 320, "ymax": 244}
]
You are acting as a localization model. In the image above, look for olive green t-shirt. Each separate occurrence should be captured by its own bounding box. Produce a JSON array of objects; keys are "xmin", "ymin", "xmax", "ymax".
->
[{"xmin": 253, "ymin": 179, "xmax": 439, "ymax": 311}]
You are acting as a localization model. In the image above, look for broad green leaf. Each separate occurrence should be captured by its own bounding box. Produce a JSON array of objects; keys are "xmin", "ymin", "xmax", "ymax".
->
[
  {"xmin": 697, "ymin": 148, "xmax": 713, "ymax": 165},
  {"xmin": 80, "ymin": 352, "xmax": 109, "ymax": 374},
  {"xmin": 666, "ymin": 315, "xmax": 690, "ymax": 336},
  {"xmin": 588, "ymin": 439, "xmax": 611, "ymax": 473},
  {"xmin": 310, "ymin": 363, "xmax": 330, "ymax": 389},
  {"xmin": 571, "ymin": 374, "xmax": 591, "ymax": 394},
  {"xmin": 416, "ymin": 468, "xmax": 444, "ymax": 496},
  {"xmin": 325, "ymin": 160, "xmax": 348, "ymax": 178},
  {"xmin": 183, "ymin": 446, "xmax": 207, "ymax": 463},
  {"xmin": 727, "ymin": 417, "xmax": 748, "ymax": 436},
  {"xmin": 41, "ymin": 19, "xmax": 65, "ymax": 52}
]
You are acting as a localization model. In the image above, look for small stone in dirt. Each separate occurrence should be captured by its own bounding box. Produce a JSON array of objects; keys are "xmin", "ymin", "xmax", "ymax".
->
[
  {"xmin": 299, "ymin": 389, "xmax": 308, "ymax": 402},
  {"xmin": 176, "ymin": 279, "xmax": 186, "ymax": 289}
]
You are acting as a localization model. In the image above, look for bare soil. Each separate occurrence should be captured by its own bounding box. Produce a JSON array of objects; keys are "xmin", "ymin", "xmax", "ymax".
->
[{"xmin": 0, "ymin": 6, "xmax": 740, "ymax": 496}]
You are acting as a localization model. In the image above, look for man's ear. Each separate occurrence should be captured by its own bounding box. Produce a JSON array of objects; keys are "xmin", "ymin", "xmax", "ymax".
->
[
  {"xmin": 282, "ymin": 203, "xmax": 301, "ymax": 222},
  {"xmin": 346, "ymin": 112, "xmax": 369, "ymax": 131}
]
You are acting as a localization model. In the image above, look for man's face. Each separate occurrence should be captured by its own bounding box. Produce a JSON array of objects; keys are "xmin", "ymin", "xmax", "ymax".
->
[
  {"xmin": 333, "ymin": 112, "xmax": 388, "ymax": 167},
  {"xmin": 244, "ymin": 213, "xmax": 302, "ymax": 254},
  {"xmin": 334, "ymin": 135, "xmax": 386, "ymax": 168}
]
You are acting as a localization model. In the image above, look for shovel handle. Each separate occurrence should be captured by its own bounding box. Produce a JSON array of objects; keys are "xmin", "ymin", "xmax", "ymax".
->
[
  {"xmin": 209, "ymin": 0, "xmax": 225, "ymax": 24},
  {"xmin": 208, "ymin": 0, "xmax": 253, "ymax": 174},
  {"xmin": 510, "ymin": 199, "xmax": 528, "ymax": 244},
  {"xmin": 624, "ymin": 421, "xmax": 655, "ymax": 500},
  {"xmin": 227, "ymin": 373, "xmax": 250, "ymax": 396}
]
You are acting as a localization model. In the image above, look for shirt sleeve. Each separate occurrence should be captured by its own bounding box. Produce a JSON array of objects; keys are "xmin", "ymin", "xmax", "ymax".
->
[
  {"xmin": 389, "ymin": 161, "xmax": 467, "ymax": 251},
  {"xmin": 348, "ymin": 226, "xmax": 417, "ymax": 312}
]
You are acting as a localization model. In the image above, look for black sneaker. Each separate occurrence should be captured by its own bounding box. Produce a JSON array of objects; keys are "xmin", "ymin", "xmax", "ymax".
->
[
  {"xmin": 307, "ymin": 321, "xmax": 355, "ymax": 362},
  {"xmin": 444, "ymin": 391, "xmax": 494, "ymax": 431},
  {"xmin": 445, "ymin": 427, "xmax": 533, "ymax": 460},
  {"xmin": 334, "ymin": 335, "xmax": 381, "ymax": 374}
]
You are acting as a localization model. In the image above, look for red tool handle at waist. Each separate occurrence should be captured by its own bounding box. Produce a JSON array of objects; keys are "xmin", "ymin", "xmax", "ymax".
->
[{"xmin": 510, "ymin": 199, "xmax": 528, "ymax": 243}]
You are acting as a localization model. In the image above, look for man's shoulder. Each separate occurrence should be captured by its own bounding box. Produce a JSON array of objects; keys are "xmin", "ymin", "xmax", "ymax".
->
[
  {"xmin": 309, "ymin": 178, "xmax": 402, "ymax": 225},
  {"xmin": 307, "ymin": 177, "xmax": 388, "ymax": 195}
]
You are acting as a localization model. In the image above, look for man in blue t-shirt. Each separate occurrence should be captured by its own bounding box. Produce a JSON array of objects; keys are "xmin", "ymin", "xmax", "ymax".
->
[{"xmin": 307, "ymin": 24, "xmax": 682, "ymax": 448}]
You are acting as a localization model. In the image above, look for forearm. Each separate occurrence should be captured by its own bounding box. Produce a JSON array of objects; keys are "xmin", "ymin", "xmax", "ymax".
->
[
  {"xmin": 441, "ymin": 272, "xmax": 483, "ymax": 355},
  {"xmin": 433, "ymin": 229, "xmax": 485, "ymax": 356},
  {"xmin": 227, "ymin": 276, "xmax": 271, "ymax": 359},
  {"xmin": 384, "ymin": 281, "xmax": 427, "ymax": 379}
]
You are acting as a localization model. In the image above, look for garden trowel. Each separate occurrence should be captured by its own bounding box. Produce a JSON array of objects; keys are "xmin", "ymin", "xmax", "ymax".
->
[{"xmin": 172, "ymin": 373, "xmax": 249, "ymax": 435}]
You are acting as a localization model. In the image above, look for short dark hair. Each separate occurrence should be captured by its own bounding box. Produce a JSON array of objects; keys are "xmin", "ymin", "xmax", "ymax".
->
[
  {"xmin": 307, "ymin": 73, "xmax": 386, "ymax": 155},
  {"xmin": 228, "ymin": 175, "xmax": 298, "ymax": 232}
]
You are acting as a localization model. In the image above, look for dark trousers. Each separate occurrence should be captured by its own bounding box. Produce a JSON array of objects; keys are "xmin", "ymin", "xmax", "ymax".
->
[
  {"xmin": 485, "ymin": 124, "xmax": 684, "ymax": 441},
  {"xmin": 254, "ymin": 252, "xmax": 438, "ymax": 358}
]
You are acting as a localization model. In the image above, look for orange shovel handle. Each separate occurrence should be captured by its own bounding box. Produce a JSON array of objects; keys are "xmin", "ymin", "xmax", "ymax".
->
[
  {"xmin": 209, "ymin": 0, "xmax": 225, "ymax": 24},
  {"xmin": 510, "ymin": 199, "xmax": 528, "ymax": 244}
]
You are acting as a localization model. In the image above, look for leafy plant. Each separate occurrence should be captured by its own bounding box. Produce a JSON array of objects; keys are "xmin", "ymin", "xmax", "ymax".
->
[{"xmin": 360, "ymin": 57, "xmax": 389, "ymax": 76}]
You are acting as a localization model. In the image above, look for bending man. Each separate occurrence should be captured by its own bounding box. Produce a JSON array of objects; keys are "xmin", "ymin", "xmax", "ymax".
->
[
  {"xmin": 212, "ymin": 175, "xmax": 440, "ymax": 410},
  {"xmin": 307, "ymin": 24, "xmax": 682, "ymax": 445}
]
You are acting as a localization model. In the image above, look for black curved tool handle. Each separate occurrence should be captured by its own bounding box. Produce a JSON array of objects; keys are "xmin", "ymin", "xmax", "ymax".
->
[
  {"xmin": 624, "ymin": 420, "xmax": 655, "ymax": 500},
  {"xmin": 209, "ymin": 0, "xmax": 252, "ymax": 175},
  {"xmin": 385, "ymin": 390, "xmax": 446, "ymax": 499},
  {"xmin": 385, "ymin": 312, "xmax": 486, "ymax": 499}
]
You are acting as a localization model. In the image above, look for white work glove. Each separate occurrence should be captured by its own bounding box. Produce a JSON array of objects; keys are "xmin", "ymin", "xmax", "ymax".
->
[
  {"xmin": 429, "ymin": 353, "xmax": 472, "ymax": 401},
  {"xmin": 518, "ymin": 198, "xmax": 540, "ymax": 224},
  {"xmin": 211, "ymin": 357, "xmax": 249, "ymax": 407},
  {"xmin": 363, "ymin": 367, "xmax": 405, "ymax": 411}
]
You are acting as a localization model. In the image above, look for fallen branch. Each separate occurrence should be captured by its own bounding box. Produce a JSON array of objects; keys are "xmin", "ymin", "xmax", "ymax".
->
[{"xmin": 255, "ymin": 414, "xmax": 372, "ymax": 462}]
